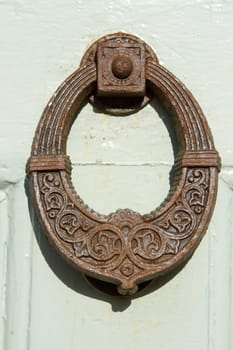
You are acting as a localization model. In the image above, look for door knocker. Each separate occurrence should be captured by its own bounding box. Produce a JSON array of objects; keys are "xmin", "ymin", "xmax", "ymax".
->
[{"xmin": 27, "ymin": 33, "xmax": 220, "ymax": 295}]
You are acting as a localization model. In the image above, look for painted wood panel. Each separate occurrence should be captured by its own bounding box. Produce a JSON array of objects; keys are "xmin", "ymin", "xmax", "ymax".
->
[{"xmin": 0, "ymin": 1, "xmax": 232, "ymax": 349}]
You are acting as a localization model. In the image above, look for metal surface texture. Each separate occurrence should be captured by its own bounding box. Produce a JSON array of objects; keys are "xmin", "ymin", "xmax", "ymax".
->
[{"xmin": 26, "ymin": 33, "xmax": 220, "ymax": 295}]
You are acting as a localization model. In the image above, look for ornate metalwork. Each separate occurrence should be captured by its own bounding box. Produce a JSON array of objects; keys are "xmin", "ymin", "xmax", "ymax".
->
[{"xmin": 27, "ymin": 33, "xmax": 220, "ymax": 295}]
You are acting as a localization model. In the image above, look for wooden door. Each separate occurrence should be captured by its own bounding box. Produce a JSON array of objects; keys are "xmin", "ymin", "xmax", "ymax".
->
[{"xmin": 0, "ymin": 1, "xmax": 232, "ymax": 349}]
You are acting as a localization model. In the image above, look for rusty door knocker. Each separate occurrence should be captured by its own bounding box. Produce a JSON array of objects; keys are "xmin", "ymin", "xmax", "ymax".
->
[{"xmin": 27, "ymin": 33, "xmax": 220, "ymax": 295}]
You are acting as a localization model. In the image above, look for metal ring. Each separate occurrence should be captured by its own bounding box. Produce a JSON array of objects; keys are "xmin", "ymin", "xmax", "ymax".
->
[{"xmin": 27, "ymin": 35, "xmax": 220, "ymax": 295}]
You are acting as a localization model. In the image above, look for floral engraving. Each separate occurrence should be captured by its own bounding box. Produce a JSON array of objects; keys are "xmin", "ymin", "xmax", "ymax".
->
[
  {"xmin": 131, "ymin": 226, "xmax": 166, "ymax": 260},
  {"xmin": 153, "ymin": 168, "xmax": 208, "ymax": 242},
  {"xmin": 38, "ymin": 167, "xmax": 210, "ymax": 289},
  {"xmin": 88, "ymin": 229, "xmax": 122, "ymax": 261}
]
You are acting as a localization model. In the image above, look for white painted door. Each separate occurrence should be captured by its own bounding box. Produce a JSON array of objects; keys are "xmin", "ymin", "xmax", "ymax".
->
[{"xmin": 1, "ymin": 1, "xmax": 232, "ymax": 349}]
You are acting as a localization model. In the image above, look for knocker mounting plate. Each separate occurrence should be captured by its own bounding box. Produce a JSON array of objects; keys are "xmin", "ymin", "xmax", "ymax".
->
[{"xmin": 27, "ymin": 33, "xmax": 220, "ymax": 296}]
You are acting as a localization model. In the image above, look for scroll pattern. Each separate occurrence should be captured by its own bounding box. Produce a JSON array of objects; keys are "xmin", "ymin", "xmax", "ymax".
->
[{"xmin": 38, "ymin": 168, "xmax": 209, "ymax": 280}]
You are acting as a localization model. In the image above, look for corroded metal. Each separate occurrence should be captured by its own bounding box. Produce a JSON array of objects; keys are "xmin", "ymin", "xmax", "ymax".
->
[
  {"xmin": 27, "ymin": 33, "xmax": 220, "ymax": 295},
  {"xmin": 81, "ymin": 32, "xmax": 158, "ymax": 115}
]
